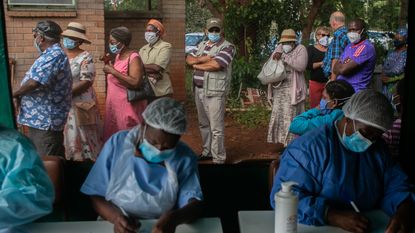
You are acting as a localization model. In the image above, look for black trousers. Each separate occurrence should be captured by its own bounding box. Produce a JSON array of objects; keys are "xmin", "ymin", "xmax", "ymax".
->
[{"xmin": 27, "ymin": 127, "xmax": 64, "ymax": 157}]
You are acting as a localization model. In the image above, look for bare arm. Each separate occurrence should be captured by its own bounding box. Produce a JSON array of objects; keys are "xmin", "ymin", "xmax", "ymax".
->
[
  {"xmin": 192, "ymin": 59, "xmax": 222, "ymax": 72},
  {"xmin": 72, "ymin": 80, "xmax": 92, "ymax": 97},
  {"xmin": 186, "ymin": 55, "xmax": 212, "ymax": 66},
  {"xmin": 144, "ymin": 64, "xmax": 163, "ymax": 74},
  {"xmin": 312, "ymin": 62, "xmax": 323, "ymax": 69},
  {"xmin": 90, "ymin": 196, "xmax": 139, "ymax": 233},
  {"xmin": 12, "ymin": 79, "xmax": 40, "ymax": 98},
  {"xmin": 330, "ymin": 59, "xmax": 339, "ymax": 80},
  {"xmin": 333, "ymin": 58, "xmax": 360, "ymax": 76},
  {"xmin": 104, "ymin": 56, "xmax": 144, "ymax": 89},
  {"xmin": 152, "ymin": 199, "xmax": 203, "ymax": 233}
]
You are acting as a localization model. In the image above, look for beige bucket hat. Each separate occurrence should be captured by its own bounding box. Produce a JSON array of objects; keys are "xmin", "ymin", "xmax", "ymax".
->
[
  {"xmin": 61, "ymin": 22, "xmax": 91, "ymax": 44},
  {"xmin": 279, "ymin": 29, "xmax": 297, "ymax": 43}
]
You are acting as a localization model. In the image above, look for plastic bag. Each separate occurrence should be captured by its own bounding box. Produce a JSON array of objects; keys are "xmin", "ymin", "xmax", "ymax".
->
[{"xmin": 257, "ymin": 57, "xmax": 286, "ymax": 85}]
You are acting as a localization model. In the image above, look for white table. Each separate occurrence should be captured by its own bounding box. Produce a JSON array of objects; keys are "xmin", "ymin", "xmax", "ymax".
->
[
  {"xmin": 238, "ymin": 210, "xmax": 406, "ymax": 233},
  {"xmin": 19, "ymin": 217, "xmax": 222, "ymax": 233}
]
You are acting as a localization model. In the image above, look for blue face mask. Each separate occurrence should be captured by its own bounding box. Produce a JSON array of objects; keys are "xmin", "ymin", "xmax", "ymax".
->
[
  {"xmin": 109, "ymin": 42, "xmax": 122, "ymax": 54},
  {"xmin": 33, "ymin": 37, "xmax": 42, "ymax": 54},
  {"xmin": 341, "ymin": 120, "xmax": 373, "ymax": 153},
  {"xmin": 139, "ymin": 138, "xmax": 175, "ymax": 163},
  {"xmin": 208, "ymin": 33, "xmax": 221, "ymax": 43},
  {"xmin": 63, "ymin": 37, "xmax": 77, "ymax": 49},
  {"xmin": 319, "ymin": 98, "xmax": 331, "ymax": 114}
]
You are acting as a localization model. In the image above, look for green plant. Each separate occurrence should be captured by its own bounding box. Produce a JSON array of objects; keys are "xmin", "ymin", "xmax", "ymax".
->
[
  {"xmin": 229, "ymin": 104, "xmax": 270, "ymax": 128},
  {"xmin": 229, "ymin": 57, "xmax": 263, "ymax": 99}
]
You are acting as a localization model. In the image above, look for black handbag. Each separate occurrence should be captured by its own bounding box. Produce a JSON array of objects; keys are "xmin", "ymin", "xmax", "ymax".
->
[{"xmin": 126, "ymin": 53, "xmax": 155, "ymax": 102}]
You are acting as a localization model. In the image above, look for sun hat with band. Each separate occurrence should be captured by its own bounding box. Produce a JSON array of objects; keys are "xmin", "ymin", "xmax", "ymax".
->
[
  {"xmin": 61, "ymin": 22, "xmax": 91, "ymax": 44},
  {"xmin": 279, "ymin": 29, "xmax": 297, "ymax": 43}
]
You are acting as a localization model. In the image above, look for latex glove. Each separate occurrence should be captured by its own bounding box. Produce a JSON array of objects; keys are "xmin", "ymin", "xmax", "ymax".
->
[{"xmin": 327, "ymin": 208, "xmax": 369, "ymax": 233}]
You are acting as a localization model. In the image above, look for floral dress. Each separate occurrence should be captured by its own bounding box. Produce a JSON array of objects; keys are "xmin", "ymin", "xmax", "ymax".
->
[
  {"xmin": 64, "ymin": 51, "xmax": 103, "ymax": 161},
  {"xmin": 382, "ymin": 49, "xmax": 407, "ymax": 100}
]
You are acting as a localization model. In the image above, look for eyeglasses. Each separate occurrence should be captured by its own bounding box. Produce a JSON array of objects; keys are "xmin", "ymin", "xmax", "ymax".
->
[
  {"xmin": 208, "ymin": 28, "xmax": 220, "ymax": 33},
  {"xmin": 317, "ymin": 33, "xmax": 329, "ymax": 37}
]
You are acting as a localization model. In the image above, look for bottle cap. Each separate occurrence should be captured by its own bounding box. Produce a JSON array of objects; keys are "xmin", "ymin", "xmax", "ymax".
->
[{"xmin": 281, "ymin": 181, "xmax": 298, "ymax": 193}]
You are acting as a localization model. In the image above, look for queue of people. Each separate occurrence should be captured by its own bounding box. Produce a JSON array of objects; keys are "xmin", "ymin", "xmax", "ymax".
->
[{"xmin": 4, "ymin": 11, "xmax": 413, "ymax": 233}]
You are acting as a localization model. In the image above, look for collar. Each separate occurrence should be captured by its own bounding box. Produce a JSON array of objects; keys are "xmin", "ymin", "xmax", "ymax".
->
[
  {"xmin": 351, "ymin": 39, "xmax": 366, "ymax": 48},
  {"xmin": 334, "ymin": 26, "xmax": 347, "ymax": 35},
  {"xmin": 149, "ymin": 39, "xmax": 163, "ymax": 48},
  {"xmin": 207, "ymin": 38, "xmax": 225, "ymax": 47}
]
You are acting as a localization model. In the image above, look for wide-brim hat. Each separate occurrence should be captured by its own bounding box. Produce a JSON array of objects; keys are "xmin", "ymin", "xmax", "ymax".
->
[
  {"xmin": 61, "ymin": 22, "xmax": 91, "ymax": 44},
  {"xmin": 279, "ymin": 29, "xmax": 297, "ymax": 43}
]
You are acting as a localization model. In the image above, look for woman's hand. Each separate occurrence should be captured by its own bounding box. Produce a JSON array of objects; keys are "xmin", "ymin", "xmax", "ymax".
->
[
  {"xmin": 327, "ymin": 208, "xmax": 369, "ymax": 233},
  {"xmin": 272, "ymin": 52, "xmax": 282, "ymax": 60},
  {"xmin": 151, "ymin": 212, "xmax": 176, "ymax": 233},
  {"xmin": 113, "ymin": 213, "xmax": 140, "ymax": 233},
  {"xmin": 103, "ymin": 64, "xmax": 116, "ymax": 75}
]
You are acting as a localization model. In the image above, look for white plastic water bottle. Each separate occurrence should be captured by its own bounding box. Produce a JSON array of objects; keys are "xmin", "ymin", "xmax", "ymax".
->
[{"xmin": 274, "ymin": 181, "xmax": 298, "ymax": 233}]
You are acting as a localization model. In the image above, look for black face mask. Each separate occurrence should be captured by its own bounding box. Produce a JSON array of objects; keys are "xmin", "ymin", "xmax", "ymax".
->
[{"xmin": 393, "ymin": 39, "xmax": 405, "ymax": 48}]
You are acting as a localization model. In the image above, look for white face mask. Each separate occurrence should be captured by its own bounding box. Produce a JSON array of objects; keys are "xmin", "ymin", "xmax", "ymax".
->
[
  {"xmin": 318, "ymin": 36, "xmax": 329, "ymax": 47},
  {"xmin": 347, "ymin": 29, "xmax": 363, "ymax": 44},
  {"xmin": 145, "ymin": 32, "xmax": 159, "ymax": 45},
  {"xmin": 282, "ymin": 44, "xmax": 293, "ymax": 53}
]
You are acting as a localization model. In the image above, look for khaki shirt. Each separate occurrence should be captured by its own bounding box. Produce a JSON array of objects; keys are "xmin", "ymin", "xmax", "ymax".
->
[{"xmin": 139, "ymin": 39, "xmax": 173, "ymax": 96}]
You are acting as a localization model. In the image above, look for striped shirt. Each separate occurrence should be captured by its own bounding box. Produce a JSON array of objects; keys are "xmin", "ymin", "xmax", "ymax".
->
[
  {"xmin": 322, "ymin": 26, "xmax": 349, "ymax": 77},
  {"xmin": 190, "ymin": 39, "xmax": 235, "ymax": 87},
  {"xmin": 382, "ymin": 118, "xmax": 401, "ymax": 159}
]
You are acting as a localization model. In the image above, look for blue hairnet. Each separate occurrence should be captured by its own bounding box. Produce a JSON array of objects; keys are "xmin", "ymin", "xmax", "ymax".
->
[
  {"xmin": 142, "ymin": 97, "xmax": 187, "ymax": 135},
  {"xmin": 342, "ymin": 90, "xmax": 394, "ymax": 131},
  {"xmin": 396, "ymin": 27, "xmax": 408, "ymax": 42},
  {"xmin": 0, "ymin": 127, "xmax": 54, "ymax": 229}
]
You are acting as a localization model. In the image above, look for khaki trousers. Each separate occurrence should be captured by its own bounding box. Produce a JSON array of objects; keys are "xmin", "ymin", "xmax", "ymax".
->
[{"xmin": 194, "ymin": 87, "xmax": 226, "ymax": 163}]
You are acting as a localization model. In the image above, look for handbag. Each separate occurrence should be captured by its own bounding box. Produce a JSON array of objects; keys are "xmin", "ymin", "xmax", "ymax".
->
[
  {"xmin": 74, "ymin": 101, "xmax": 97, "ymax": 126},
  {"xmin": 257, "ymin": 57, "xmax": 286, "ymax": 85},
  {"xmin": 126, "ymin": 52, "xmax": 155, "ymax": 102}
]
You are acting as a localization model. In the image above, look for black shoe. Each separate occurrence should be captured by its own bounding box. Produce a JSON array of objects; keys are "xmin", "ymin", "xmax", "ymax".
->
[{"xmin": 198, "ymin": 154, "xmax": 213, "ymax": 160}]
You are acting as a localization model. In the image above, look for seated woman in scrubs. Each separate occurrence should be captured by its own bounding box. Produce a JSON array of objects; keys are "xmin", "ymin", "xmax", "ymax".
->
[
  {"xmin": 271, "ymin": 90, "xmax": 415, "ymax": 233},
  {"xmin": 0, "ymin": 126, "xmax": 54, "ymax": 231},
  {"xmin": 81, "ymin": 97, "xmax": 203, "ymax": 233},
  {"xmin": 289, "ymin": 79, "xmax": 355, "ymax": 135}
]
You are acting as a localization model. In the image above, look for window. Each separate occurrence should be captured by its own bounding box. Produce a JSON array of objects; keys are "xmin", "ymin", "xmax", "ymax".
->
[
  {"xmin": 104, "ymin": 0, "xmax": 159, "ymax": 11},
  {"xmin": 8, "ymin": 0, "xmax": 76, "ymax": 9}
]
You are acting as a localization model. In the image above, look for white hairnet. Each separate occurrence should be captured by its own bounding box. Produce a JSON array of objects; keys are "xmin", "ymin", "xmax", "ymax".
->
[
  {"xmin": 342, "ymin": 90, "xmax": 393, "ymax": 131},
  {"xmin": 142, "ymin": 97, "xmax": 187, "ymax": 135}
]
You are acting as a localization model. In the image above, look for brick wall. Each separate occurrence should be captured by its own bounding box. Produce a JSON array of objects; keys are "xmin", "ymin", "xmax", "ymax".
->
[
  {"xmin": 104, "ymin": 0, "xmax": 186, "ymax": 101},
  {"xmin": 5, "ymin": 0, "xmax": 186, "ymax": 116},
  {"xmin": 4, "ymin": 0, "xmax": 106, "ymax": 113}
]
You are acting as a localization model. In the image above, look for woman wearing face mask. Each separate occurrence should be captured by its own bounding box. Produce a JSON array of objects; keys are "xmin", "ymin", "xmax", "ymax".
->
[
  {"xmin": 61, "ymin": 22, "xmax": 103, "ymax": 161},
  {"xmin": 381, "ymin": 27, "xmax": 407, "ymax": 101},
  {"xmin": 267, "ymin": 29, "xmax": 308, "ymax": 148},
  {"xmin": 271, "ymin": 90, "xmax": 415, "ymax": 233},
  {"xmin": 139, "ymin": 19, "xmax": 173, "ymax": 102},
  {"xmin": 307, "ymin": 27, "xmax": 330, "ymax": 108},
  {"xmin": 289, "ymin": 79, "xmax": 354, "ymax": 136},
  {"xmin": 102, "ymin": 26, "xmax": 147, "ymax": 142},
  {"xmin": 81, "ymin": 97, "xmax": 203, "ymax": 233}
]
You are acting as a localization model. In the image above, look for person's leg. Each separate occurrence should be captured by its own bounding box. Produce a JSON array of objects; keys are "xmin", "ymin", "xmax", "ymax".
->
[
  {"xmin": 27, "ymin": 127, "xmax": 64, "ymax": 157},
  {"xmin": 309, "ymin": 80, "xmax": 325, "ymax": 108},
  {"xmin": 206, "ymin": 95, "xmax": 226, "ymax": 163},
  {"xmin": 194, "ymin": 87, "xmax": 212, "ymax": 157}
]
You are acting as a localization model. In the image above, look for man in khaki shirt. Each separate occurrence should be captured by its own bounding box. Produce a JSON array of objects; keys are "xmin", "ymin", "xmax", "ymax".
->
[{"xmin": 139, "ymin": 19, "xmax": 173, "ymax": 99}]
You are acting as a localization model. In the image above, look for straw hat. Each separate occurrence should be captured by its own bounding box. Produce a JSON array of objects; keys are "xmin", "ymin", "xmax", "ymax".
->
[
  {"xmin": 279, "ymin": 29, "xmax": 297, "ymax": 43},
  {"xmin": 61, "ymin": 22, "xmax": 91, "ymax": 44}
]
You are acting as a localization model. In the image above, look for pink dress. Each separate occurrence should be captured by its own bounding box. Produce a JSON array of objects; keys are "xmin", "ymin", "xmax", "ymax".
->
[{"xmin": 103, "ymin": 52, "xmax": 147, "ymax": 142}]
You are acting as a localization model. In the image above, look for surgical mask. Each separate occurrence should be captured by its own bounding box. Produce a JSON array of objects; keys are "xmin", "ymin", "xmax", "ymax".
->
[
  {"xmin": 145, "ymin": 32, "xmax": 159, "ymax": 45},
  {"xmin": 393, "ymin": 39, "xmax": 405, "ymax": 48},
  {"xmin": 319, "ymin": 99, "xmax": 331, "ymax": 114},
  {"xmin": 208, "ymin": 33, "xmax": 221, "ymax": 43},
  {"xmin": 63, "ymin": 37, "xmax": 77, "ymax": 49},
  {"xmin": 33, "ymin": 37, "xmax": 42, "ymax": 54},
  {"xmin": 282, "ymin": 44, "xmax": 293, "ymax": 53},
  {"xmin": 139, "ymin": 138, "xmax": 175, "ymax": 163},
  {"xmin": 341, "ymin": 120, "xmax": 373, "ymax": 153},
  {"xmin": 109, "ymin": 42, "xmax": 122, "ymax": 54},
  {"xmin": 347, "ymin": 29, "xmax": 363, "ymax": 44},
  {"xmin": 319, "ymin": 36, "xmax": 329, "ymax": 47}
]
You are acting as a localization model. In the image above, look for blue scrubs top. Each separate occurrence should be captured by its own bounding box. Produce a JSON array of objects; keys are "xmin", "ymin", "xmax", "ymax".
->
[
  {"xmin": 81, "ymin": 128, "xmax": 203, "ymax": 209},
  {"xmin": 270, "ymin": 122, "xmax": 415, "ymax": 226}
]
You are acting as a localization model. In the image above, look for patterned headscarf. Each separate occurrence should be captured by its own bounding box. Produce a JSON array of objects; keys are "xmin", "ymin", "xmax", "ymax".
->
[
  {"xmin": 110, "ymin": 26, "xmax": 132, "ymax": 46},
  {"xmin": 396, "ymin": 27, "xmax": 408, "ymax": 42}
]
